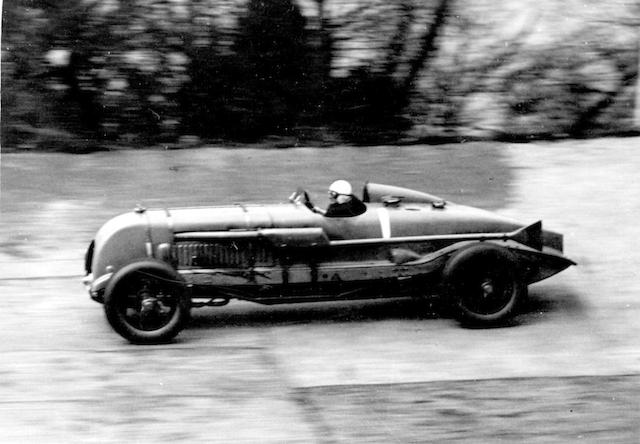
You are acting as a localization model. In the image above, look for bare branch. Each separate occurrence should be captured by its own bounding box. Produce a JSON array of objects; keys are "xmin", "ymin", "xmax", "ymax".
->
[
  {"xmin": 384, "ymin": 1, "xmax": 414, "ymax": 77},
  {"xmin": 400, "ymin": 0, "xmax": 450, "ymax": 97}
]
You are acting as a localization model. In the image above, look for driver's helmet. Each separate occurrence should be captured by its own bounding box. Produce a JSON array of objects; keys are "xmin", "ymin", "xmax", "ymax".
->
[{"xmin": 329, "ymin": 180, "xmax": 352, "ymax": 204}]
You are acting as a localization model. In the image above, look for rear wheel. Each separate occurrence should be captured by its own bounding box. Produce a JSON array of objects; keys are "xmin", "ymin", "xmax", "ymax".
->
[
  {"xmin": 104, "ymin": 260, "xmax": 190, "ymax": 344},
  {"xmin": 443, "ymin": 244, "xmax": 525, "ymax": 326}
]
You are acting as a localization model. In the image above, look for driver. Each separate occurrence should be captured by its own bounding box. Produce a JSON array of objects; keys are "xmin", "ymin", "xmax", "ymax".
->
[{"xmin": 324, "ymin": 180, "xmax": 367, "ymax": 217}]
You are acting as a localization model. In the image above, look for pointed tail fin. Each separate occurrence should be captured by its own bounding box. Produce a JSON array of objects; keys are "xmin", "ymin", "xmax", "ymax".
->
[{"xmin": 511, "ymin": 221, "xmax": 543, "ymax": 250}]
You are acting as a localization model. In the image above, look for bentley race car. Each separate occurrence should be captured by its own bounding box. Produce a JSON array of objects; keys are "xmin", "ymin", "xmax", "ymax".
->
[{"xmin": 83, "ymin": 182, "xmax": 575, "ymax": 343}]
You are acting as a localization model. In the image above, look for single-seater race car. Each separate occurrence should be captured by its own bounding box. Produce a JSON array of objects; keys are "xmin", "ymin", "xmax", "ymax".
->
[{"xmin": 83, "ymin": 182, "xmax": 575, "ymax": 343}]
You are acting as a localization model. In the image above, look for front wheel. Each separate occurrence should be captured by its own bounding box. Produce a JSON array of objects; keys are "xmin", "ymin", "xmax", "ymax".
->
[
  {"xmin": 443, "ymin": 244, "xmax": 525, "ymax": 326},
  {"xmin": 104, "ymin": 260, "xmax": 191, "ymax": 344}
]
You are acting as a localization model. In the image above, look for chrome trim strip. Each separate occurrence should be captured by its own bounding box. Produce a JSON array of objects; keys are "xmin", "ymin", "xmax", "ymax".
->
[
  {"xmin": 330, "ymin": 228, "xmax": 522, "ymax": 247},
  {"xmin": 175, "ymin": 231, "xmax": 258, "ymax": 240}
]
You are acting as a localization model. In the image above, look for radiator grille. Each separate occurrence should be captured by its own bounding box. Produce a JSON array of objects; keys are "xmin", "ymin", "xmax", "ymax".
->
[{"xmin": 172, "ymin": 241, "xmax": 274, "ymax": 268}]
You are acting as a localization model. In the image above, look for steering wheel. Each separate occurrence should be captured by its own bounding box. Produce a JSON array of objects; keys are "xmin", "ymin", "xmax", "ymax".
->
[{"xmin": 289, "ymin": 187, "xmax": 313, "ymax": 209}]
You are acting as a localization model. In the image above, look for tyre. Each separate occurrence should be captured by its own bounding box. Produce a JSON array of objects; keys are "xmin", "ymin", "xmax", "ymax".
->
[
  {"xmin": 104, "ymin": 260, "xmax": 190, "ymax": 344},
  {"xmin": 443, "ymin": 243, "xmax": 525, "ymax": 326}
]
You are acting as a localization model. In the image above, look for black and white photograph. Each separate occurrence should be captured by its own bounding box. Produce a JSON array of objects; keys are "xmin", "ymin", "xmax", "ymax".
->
[{"xmin": 1, "ymin": 0, "xmax": 639, "ymax": 442}]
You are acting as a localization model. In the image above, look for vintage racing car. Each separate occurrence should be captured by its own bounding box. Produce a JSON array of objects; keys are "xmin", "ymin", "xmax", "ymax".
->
[{"xmin": 83, "ymin": 182, "xmax": 575, "ymax": 343}]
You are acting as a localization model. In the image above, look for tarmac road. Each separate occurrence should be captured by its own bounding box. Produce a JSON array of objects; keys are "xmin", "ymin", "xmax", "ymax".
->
[{"xmin": 1, "ymin": 138, "xmax": 639, "ymax": 442}]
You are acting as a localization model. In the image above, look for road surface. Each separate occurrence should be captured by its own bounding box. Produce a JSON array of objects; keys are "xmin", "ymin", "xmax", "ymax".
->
[{"xmin": 1, "ymin": 138, "xmax": 639, "ymax": 442}]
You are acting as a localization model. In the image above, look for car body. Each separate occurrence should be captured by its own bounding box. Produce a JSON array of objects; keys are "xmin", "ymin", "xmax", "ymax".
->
[{"xmin": 83, "ymin": 182, "xmax": 575, "ymax": 343}]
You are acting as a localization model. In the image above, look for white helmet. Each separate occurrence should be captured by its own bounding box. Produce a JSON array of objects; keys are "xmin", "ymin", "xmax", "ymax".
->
[
  {"xmin": 329, "ymin": 180, "xmax": 352, "ymax": 204},
  {"xmin": 329, "ymin": 180, "xmax": 352, "ymax": 195}
]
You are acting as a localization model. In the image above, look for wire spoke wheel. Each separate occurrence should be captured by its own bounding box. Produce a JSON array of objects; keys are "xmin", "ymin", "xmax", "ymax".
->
[
  {"xmin": 120, "ymin": 276, "xmax": 178, "ymax": 332},
  {"xmin": 457, "ymin": 267, "xmax": 516, "ymax": 316},
  {"xmin": 104, "ymin": 261, "xmax": 190, "ymax": 344},
  {"xmin": 444, "ymin": 244, "xmax": 524, "ymax": 326}
]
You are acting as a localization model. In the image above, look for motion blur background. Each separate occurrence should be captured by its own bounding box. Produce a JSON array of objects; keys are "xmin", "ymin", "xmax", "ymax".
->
[
  {"xmin": 2, "ymin": 0, "xmax": 639, "ymax": 151},
  {"xmin": 3, "ymin": 2, "xmax": 640, "ymax": 442}
]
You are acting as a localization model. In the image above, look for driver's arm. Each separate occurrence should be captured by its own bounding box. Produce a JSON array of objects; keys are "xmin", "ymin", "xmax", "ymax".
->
[
  {"xmin": 309, "ymin": 205, "xmax": 326, "ymax": 215},
  {"xmin": 291, "ymin": 189, "xmax": 325, "ymax": 214},
  {"xmin": 302, "ymin": 191, "xmax": 327, "ymax": 214}
]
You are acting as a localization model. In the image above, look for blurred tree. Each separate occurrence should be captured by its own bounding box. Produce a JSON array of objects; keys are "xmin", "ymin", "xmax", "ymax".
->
[
  {"xmin": 2, "ymin": 2, "xmax": 45, "ymax": 147},
  {"xmin": 1, "ymin": 0, "xmax": 85, "ymax": 148},
  {"xmin": 180, "ymin": 2, "xmax": 227, "ymax": 138},
  {"xmin": 48, "ymin": 2, "xmax": 107, "ymax": 138},
  {"xmin": 583, "ymin": 11, "xmax": 639, "ymax": 136},
  {"xmin": 325, "ymin": 0, "xmax": 450, "ymax": 142},
  {"xmin": 1, "ymin": 0, "xmax": 637, "ymax": 149},
  {"xmin": 229, "ymin": 0, "xmax": 311, "ymax": 139},
  {"xmin": 35, "ymin": 0, "xmax": 122, "ymax": 140}
]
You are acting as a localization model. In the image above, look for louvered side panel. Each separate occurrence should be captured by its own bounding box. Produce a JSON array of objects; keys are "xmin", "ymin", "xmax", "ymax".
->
[{"xmin": 172, "ymin": 241, "xmax": 275, "ymax": 268}]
